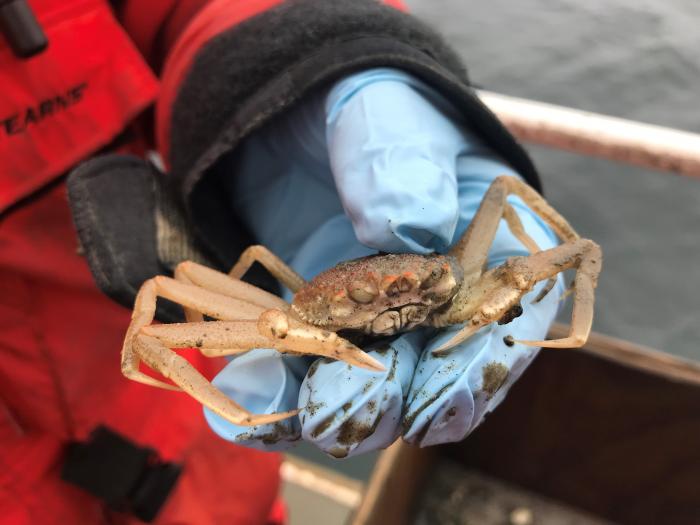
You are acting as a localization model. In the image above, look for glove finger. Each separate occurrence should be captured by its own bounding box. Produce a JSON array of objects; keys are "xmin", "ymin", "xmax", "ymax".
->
[
  {"xmin": 326, "ymin": 69, "xmax": 464, "ymax": 254},
  {"xmin": 203, "ymin": 350, "xmax": 309, "ymax": 451},
  {"xmin": 403, "ymin": 281, "xmax": 561, "ymax": 447},
  {"xmin": 298, "ymin": 331, "xmax": 426, "ymax": 458}
]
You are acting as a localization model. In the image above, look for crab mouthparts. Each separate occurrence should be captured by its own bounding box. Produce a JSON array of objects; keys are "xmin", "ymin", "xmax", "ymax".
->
[{"xmin": 365, "ymin": 304, "xmax": 430, "ymax": 336}]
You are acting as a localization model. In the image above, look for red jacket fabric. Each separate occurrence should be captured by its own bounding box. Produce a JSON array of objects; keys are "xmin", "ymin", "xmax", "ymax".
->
[{"xmin": 0, "ymin": 1, "xmax": 285, "ymax": 523}]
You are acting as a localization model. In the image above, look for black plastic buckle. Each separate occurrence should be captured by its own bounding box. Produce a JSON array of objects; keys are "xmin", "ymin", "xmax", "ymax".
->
[
  {"xmin": 61, "ymin": 426, "xmax": 182, "ymax": 523},
  {"xmin": 0, "ymin": 0, "xmax": 48, "ymax": 59}
]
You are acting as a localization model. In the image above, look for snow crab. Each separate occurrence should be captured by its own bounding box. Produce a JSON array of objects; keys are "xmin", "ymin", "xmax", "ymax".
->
[{"xmin": 121, "ymin": 176, "xmax": 602, "ymax": 426}]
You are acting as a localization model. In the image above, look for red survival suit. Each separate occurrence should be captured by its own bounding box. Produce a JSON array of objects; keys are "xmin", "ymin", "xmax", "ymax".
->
[{"xmin": 0, "ymin": 1, "xmax": 286, "ymax": 523}]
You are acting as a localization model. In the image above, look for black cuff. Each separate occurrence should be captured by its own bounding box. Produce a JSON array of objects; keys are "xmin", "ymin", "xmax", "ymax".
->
[
  {"xmin": 66, "ymin": 154, "xmax": 278, "ymax": 315},
  {"xmin": 166, "ymin": 0, "xmax": 541, "ymax": 266},
  {"xmin": 66, "ymin": 155, "xmax": 200, "ymax": 321}
]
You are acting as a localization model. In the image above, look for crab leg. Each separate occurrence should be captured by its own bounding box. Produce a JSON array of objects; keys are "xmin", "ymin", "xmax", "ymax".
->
[
  {"xmin": 123, "ymin": 277, "xmax": 300, "ymax": 425},
  {"xmin": 125, "ymin": 271, "xmax": 382, "ymax": 372},
  {"xmin": 502, "ymin": 201, "xmax": 542, "ymax": 255},
  {"xmin": 141, "ymin": 316, "xmax": 385, "ymax": 371},
  {"xmin": 174, "ymin": 260, "xmax": 289, "ymax": 322},
  {"xmin": 141, "ymin": 320, "xmax": 272, "ymax": 357},
  {"xmin": 134, "ymin": 334, "xmax": 298, "ymax": 426},
  {"xmin": 167, "ymin": 265, "xmax": 381, "ymax": 367},
  {"xmin": 122, "ymin": 279, "xmax": 179, "ymax": 390},
  {"xmin": 433, "ymin": 238, "xmax": 601, "ymax": 353},
  {"xmin": 450, "ymin": 175, "xmax": 579, "ymax": 282},
  {"xmin": 513, "ymin": 239, "xmax": 602, "ymax": 348},
  {"xmin": 229, "ymin": 245, "xmax": 306, "ymax": 293},
  {"xmin": 122, "ymin": 276, "xmax": 269, "ymax": 390},
  {"xmin": 150, "ymin": 276, "xmax": 268, "ymax": 320},
  {"xmin": 257, "ymin": 310, "xmax": 385, "ymax": 371},
  {"xmin": 172, "ymin": 264, "xmax": 202, "ymax": 322}
]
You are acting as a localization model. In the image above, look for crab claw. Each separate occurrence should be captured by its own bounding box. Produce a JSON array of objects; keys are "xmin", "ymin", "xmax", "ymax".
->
[{"xmin": 258, "ymin": 310, "xmax": 386, "ymax": 372}]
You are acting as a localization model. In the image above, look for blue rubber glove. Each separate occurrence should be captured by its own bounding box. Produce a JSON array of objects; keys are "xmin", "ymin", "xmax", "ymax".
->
[{"xmin": 204, "ymin": 68, "xmax": 563, "ymax": 456}]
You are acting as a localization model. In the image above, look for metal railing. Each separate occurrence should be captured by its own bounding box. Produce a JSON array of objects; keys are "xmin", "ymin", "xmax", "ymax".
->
[{"xmin": 479, "ymin": 90, "xmax": 700, "ymax": 179}]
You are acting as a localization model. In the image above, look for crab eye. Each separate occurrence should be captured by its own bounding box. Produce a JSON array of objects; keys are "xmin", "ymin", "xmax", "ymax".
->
[
  {"xmin": 420, "ymin": 266, "xmax": 445, "ymax": 289},
  {"xmin": 384, "ymin": 280, "xmax": 401, "ymax": 297},
  {"xmin": 348, "ymin": 281, "xmax": 378, "ymax": 304},
  {"xmin": 397, "ymin": 275, "xmax": 414, "ymax": 292}
]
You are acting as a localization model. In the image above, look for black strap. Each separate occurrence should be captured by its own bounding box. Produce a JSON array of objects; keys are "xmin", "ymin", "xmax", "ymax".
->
[{"xmin": 61, "ymin": 425, "xmax": 182, "ymax": 522}]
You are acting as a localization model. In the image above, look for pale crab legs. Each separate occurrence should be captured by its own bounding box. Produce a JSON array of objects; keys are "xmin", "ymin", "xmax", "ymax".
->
[{"xmin": 122, "ymin": 176, "xmax": 602, "ymax": 426}]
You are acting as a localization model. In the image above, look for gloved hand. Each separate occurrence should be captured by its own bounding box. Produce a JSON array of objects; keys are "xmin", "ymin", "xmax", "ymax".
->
[{"xmin": 203, "ymin": 68, "xmax": 563, "ymax": 456}]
